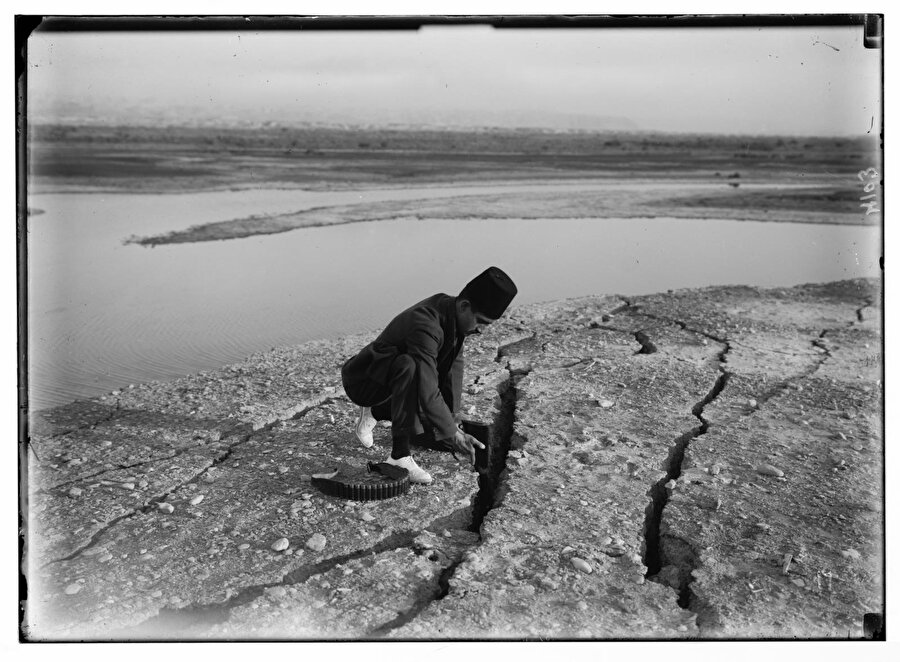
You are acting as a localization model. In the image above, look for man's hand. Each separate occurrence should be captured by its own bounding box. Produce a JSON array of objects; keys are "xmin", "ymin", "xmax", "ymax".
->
[{"xmin": 449, "ymin": 428, "xmax": 485, "ymax": 466}]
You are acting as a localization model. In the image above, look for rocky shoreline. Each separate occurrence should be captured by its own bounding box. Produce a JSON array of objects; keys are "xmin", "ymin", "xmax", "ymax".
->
[{"xmin": 23, "ymin": 278, "xmax": 883, "ymax": 640}]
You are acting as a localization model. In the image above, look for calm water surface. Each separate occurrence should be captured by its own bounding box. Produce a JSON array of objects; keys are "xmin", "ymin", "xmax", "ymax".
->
[{"xmin": 27, "ymin": 189, "xmax": 881, "ymax": 410}]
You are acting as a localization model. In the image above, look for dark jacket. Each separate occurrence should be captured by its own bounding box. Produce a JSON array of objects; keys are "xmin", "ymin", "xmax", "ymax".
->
[{"xmin": 342, "ymin": 293, "xmax": 464, "ymax": 440}]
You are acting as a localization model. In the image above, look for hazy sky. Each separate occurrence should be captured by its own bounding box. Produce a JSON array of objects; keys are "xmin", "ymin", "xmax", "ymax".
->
[{"xmin": 27, "ymin": 23, "xmax": 881, "ymax": 135}]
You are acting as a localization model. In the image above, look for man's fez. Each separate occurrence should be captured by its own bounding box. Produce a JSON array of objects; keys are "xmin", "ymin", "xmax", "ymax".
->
[{"xmin": 462, "ymin": 266, "xmax": 518, "ymax": 320}]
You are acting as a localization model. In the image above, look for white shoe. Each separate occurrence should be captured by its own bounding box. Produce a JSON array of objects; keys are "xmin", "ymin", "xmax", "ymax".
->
[
  {"xmin": 385, "ymin": 455, "xmax": 433, "ymax": 485},
  {"xmin": 354, "ymin": 406, "xmax": 377, "ymax": 448}
]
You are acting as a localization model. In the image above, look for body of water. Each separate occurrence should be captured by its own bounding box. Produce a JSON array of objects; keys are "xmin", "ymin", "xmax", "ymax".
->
[{"xmin": 26, "ymin": 188, "xmax": 881, "ymax": 410}]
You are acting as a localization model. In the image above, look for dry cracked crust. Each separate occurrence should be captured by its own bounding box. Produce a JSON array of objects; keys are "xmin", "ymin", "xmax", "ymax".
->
[{"xmin": 22, "ymin": 279, "xmax": 882, "ymax": 641}]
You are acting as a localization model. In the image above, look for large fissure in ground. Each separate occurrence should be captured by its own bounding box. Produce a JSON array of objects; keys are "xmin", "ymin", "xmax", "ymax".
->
[
  {"xmin": 642, "ymin": 355, "xmax": 731, "ymax": 610},
  {"xmin": 374, "ymin": 353, "xmax": 532, "ymax": 636},
  {"xmin": 641, "ymin": 317, "xmax": 850, "ymax": 619},
  {"xmin": 468, "ymin": 371, "xmax": 523, "ymax": 537}
]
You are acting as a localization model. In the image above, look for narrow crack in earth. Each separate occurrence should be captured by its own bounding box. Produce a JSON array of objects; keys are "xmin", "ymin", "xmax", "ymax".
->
[
  {"xmin": 39, "ymin": 444, "xmax": 212, "ymax": 495},
  {"xmin": 743, "ymin": 330, "xmax": 836, "ymax": 416},
  {"xmin": 36, "ymin": 398, "xmax": 124, "ymax": 440},
  {"xmin": 42, "ymin": 400, "xmax": 337, "ymax": 567},
  {"xmin": 623, "ymin": 306, "xmax": 730, "ymax": 347},
  {"xmin": 113, "ymin": 528, "xmax": 426, "ymax": 639},
  {"xmin": 642, "ymin": 334, "xmax": 732, "ymax": 607}
]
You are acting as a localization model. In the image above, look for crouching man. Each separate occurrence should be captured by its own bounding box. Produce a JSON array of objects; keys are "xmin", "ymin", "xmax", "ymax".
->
[{"xmin": 340, "ymin": 267, "xmax": 518, "ymax": 484}]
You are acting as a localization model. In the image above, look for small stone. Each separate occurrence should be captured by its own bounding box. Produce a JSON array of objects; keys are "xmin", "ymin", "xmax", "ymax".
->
[
  {"xmin": 157, "ymin": 502, "xmax": 175, "ymax": 514},
  {"xmin": 64, "ymin": 583, "xmax": 82, "ymax": 595},
  {"xmin": 271, "ymin": 538, "xmax": 290, "ymax": 552},
  {"xmin": 98, "ymin": 552, "xmax": 113, "ymax": 563},
  {"xmin": 841, "ymin": 548, "xmax": 861, "ymax": 560},
  {"xmin": 121, "ymin": 483, "xmax": 135, "ymax": 491},
  {"xmin": 238, "ymin": 543, "xmax": 250, "ymax": 550},
  {"xmin": 67, "ymin": 487, "xmax": 83, "ymax": 498},
  {"xmin": 782, "ymin": 553, "xmax": 793, "ymax": 575},
  {"xmin": 756, "ymin": 464, "xmax": 784, "ymax": 478},
  {"xmin": 599, "ymin": 400, "xmax": 615, "ymax": 409},
  {"xmin": 665, "ymin": 479, "xmax": 677, "ymax": 490},
  {"xmin": 571, "ymin": 557, "xmax": 593, "ymax": 573},
  {"xmin": 442, "ymin": 530, "xmax": 453, "ymax": 538},
  {"xmin": 202, "ymin": 473, "xmax": 217, "ymax": 483},
  {"xmin": 361, "ymin": 511, "xmax": 375, "ymax": 522},
  {"xmin": 306, "ymin": 533, "xmax": 327, "ymax": 552},
  {"xmin": 748, "ymin": 399, "xmax": 758, "ymax": 409},
  {"xmin": 709, "ymin": 464, "xmax": 721, "ymax": 476},
  {"xmin": 791, "ymin": 578, "xmax": 806, "ymax": 587},
  {"xmin": 189, "ymin": 494, "xmax": 205, "ymax": 506},
  {"xmin": 677, "ymin": 625, "xmax": 688, "ymax": 632},
  {"xmin": 269, "ymin": 586, "xmax": 287, "ymax": 598},
  {"xmin": 561, "ymin": 546, "xmax": 576, "ymax": 555},
  {"xmin": 150, "ymin": 590, "xmax": 163, "ymax": 598}
]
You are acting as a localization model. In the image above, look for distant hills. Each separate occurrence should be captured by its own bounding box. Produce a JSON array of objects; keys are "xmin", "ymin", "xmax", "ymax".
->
[{"xmin": 31, "ymin": 99, "xmax": 640, "ymax": 133}]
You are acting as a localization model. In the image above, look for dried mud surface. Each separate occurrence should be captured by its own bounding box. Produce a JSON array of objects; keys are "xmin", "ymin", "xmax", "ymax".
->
[{"xmin": 22, "ymin": 279, "xmax": 882, "ymax": 640}]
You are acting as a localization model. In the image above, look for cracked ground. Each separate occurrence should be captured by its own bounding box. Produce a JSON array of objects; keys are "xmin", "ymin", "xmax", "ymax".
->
[{"xmin": 22, "ymin": 278, "xmax": 882, "ymax": 640}]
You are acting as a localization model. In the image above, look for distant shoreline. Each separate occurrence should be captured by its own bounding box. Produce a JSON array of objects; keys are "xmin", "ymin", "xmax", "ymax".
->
[
  {"xmin": 29, "ymin": 122, "xmax": 879, "ymax": 193},
  {"xmin": 28, "ymin": 122, "xmax": 881, "ymax": 246}
]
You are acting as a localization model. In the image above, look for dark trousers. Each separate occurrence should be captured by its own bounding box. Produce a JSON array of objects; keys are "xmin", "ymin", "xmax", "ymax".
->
[{"xmin": 342, "ymin": 354, "xmax": 428, "ymax": 457}]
